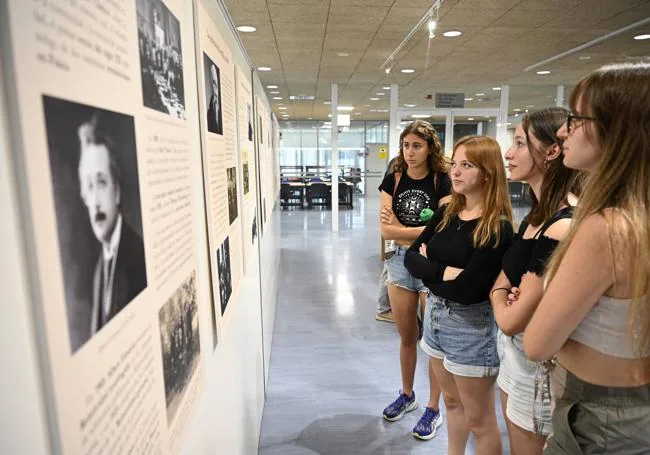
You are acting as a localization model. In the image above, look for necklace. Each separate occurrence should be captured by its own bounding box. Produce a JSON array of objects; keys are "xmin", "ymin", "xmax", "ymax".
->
[{"xmin": 457, "ymin": 217, "xmax": 468, "ymax": 230}]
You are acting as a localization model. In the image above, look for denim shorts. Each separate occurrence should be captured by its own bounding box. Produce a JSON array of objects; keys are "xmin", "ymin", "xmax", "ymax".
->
[
  {"xmin": 497, "ymin": 331, "xmax": 552, "ymax": 435},
  {"xmin": 386, "ymin": 246, "xmax": 427, "ymax": 294},
  {"xmin": 420, "ymin": 293, "xmax": 499, "ymax": 377}
]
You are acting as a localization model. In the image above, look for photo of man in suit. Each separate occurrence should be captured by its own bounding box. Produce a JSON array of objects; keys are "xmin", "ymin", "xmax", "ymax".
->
[
  {"xmin": 204, "ymin": 54, "xmax": 223, "ymax": 135},
  {"xmin": 77, "ymin": 118, "xmax": 148, "ymax": 336},
  {"xmin": 43, "ymin": 96, "xmax": 147, "ymax": 353}
]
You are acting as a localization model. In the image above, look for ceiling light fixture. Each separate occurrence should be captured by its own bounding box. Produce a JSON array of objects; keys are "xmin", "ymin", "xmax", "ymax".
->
[
  {"xmin": 464, "ymin": 97, "xmax": 473, "ymax": 101},
  {"xmin": 270, "ymin": 91, "xmax": 280, "ymax": 94},
  {"xmin": 634, "ymin": 34, "xmax": 650, "ymax": 40},
  {"xmin": 443, "ymin": 30, "xmax": 462, "ymax": 37},
  {"xmin": 278, "ymin": 107, "xmax": 287, "ymax": 110},
  {"xmin": 492, "ymin": 87, "xmax": 501, "ymax": 91},
  {"xmin": 337, "ymin": 52, "xmax": 350, "ymax": 56},
  {"xmin": 273, "ymin": 97, "xmax": 282, "ymax": 100},
  {"xmin": 536, "ymin": 70, "xmax": 551, "ymax": 75},
  {"xmin": 412, "ymin": 114, "xmax": 430, "ymax": 119},
  {"xmin": 267, "ymin": 85, "xmax": 278, "ymax": 89},
  {"xmin": 324, "ymin": 101, "xmax": 331, "ymax": 105},
  {"xmin": 427, "ymin": 18, "xmax": 437, "ymax": 39},
  {"xmin": 468, "ymin": 117, "xmax": 474, "ymax": 120},
  {"xmin": 383, "ymin": 86, "xmax": 391, "ymax": 90},
  {"xmin": 401, "ymin": 68, "xmax": 415, "ymax": 74},
  {"xmin": 404, "ymin": 103, "xmax": 416, "ymax": 107},
  {"xmin": 376, "ymin": 92, "xmax": 385, "ymax": 95},
  {"xmin": 579, "ymin": 56, "xmax": 592, "ymax": 60},
  {"xmin": 237, "ymin": 26, "xmax": 257, "ymax": 33},
  {"xmin": 257, "ymin": 67, "xmax": 272, "ymax": 71},
  {"xmin": 380, "ymin": 0, "xmax": 444, "ymax": 73},
  {"xmin": 370, "ymin": 97, "xmax": 379, "ymax": 101},
  {"xmin": 338, "ymin": 106, "xmax": 354, "ymax": 111},
  {"xmin": 475, "ymin": 92, "xmax": 485, "ymax": 96}
]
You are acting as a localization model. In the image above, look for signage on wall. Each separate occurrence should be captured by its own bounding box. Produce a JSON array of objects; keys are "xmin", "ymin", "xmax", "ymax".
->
[
  {"xmin": 378, "ymin": 146, "xmax": 387, "ymax": 159},
  {"xmin": 435, "ymin": 93, "xmax": 465, "ymax": 109}
]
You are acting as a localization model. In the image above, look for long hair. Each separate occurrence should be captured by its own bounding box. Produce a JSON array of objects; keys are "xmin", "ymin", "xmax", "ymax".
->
[
  {"xmin": 546, "ymin": 62, "xmax": 650, "ymax": 355},
  {"xmin": 392, "ymin": 120, "xmax": 447, "ymax": 174},
  {"xmin": 438, "ymin": 135, "xmax": 513, "ymax": 248},
  {"xmin": 522, "ymin": 107, "xmax": 582, "ymax": 226}
]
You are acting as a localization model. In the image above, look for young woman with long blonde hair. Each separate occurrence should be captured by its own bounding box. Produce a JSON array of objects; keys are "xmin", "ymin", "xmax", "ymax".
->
[
  {"xmin": 524, "ymin": 62, "xmax": 650, "ymax": 453},
  {"xmin": 405, "ymin": 135, "xmax": 513, "ymax": 454}
]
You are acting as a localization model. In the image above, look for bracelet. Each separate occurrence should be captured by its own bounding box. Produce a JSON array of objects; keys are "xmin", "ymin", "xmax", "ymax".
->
[{"xmin": 490, "ymin": 287, "xmax": 510, "ymax": 297}]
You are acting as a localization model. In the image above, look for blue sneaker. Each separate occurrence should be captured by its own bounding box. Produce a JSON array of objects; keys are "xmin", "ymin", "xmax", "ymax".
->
[
  {"xmin": 412, "ymin": 407, "xmax": 443, "ymax": 440},
  {"xmin": 383, "ymin": 390, "xmax": 418, "ymax": 421}
]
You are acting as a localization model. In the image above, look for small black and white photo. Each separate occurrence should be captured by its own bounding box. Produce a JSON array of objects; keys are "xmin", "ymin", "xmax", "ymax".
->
[
  {"xmin": 251, "ymin": 213, "xmax": 257, "ymax": 244},
  {"xmin": 43, "ymin": 95, "xmax": 147, "ymax": 353},
  {"xmin": 137, "ymin": 0, "xmax": 186, "ymax": 119},
  {"xmin": 227, "ymin": 166, "xmax": 238, "ymax": 224},
  {"xmin": 216, "ymin": 237, "xmax": 232, "ymax": 315},
  {"xmin": 247, "ymin": 103, "xmax": 253, "ymax": 142},
  {"xmin": 203, "ymin": 53, "xmax": 223, "ymax": 135},
  {"xmin": 243, "ymin": 163, "xmax": 250, "ymax": 195},
  {"xmin": 159, "ymin": 272, "xmax": 200, "ymax": 424}
]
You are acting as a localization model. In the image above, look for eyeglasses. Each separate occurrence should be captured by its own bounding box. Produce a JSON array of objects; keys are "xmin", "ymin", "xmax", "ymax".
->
[{"xmin": 566, "ymin": 112, "xmax": 596, "ymax": 134}]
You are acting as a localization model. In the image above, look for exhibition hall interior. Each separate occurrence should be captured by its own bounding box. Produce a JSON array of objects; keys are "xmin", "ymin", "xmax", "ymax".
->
[{"xmin": 1, "ymin": 0, "xmax": 649, "ymax": 454}]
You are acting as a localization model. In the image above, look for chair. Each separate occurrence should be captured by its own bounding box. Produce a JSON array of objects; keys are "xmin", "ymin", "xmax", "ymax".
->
[
  {"xmin": 280, "ymin": 183, "xmax": 303, "ymax": 209},
  {"xmin": 306, "ymin": 183, "xmax": 331, "ymax": 209},
  {"xmin": 338, "ymin": 182, "xmax": 353, "ymax": 208}
]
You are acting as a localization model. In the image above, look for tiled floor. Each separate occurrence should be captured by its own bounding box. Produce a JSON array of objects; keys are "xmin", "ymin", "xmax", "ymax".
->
[{"xmin": 258, "ymin": 196, "xmax": 530, "ymax": 454}]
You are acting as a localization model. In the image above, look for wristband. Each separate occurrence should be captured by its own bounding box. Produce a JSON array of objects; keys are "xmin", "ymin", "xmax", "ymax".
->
[{"xmin": 490, "ymin": 287, "xmax": 510, "ymax": 297}]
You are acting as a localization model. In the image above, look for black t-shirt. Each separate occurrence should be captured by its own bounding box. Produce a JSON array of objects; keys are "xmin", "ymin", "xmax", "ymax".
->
[
  {"xmin": 379, "ymin": 171, "xmax": 452, "ymax": 227},
  {"xmin": 404, "ymin": 205, "xmax": 514, "ymax": 305}
]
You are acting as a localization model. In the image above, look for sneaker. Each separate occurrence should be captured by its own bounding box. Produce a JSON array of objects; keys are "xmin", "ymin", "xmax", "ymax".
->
[
  {"xmin": 375, "ymin": 310, "xmax": 395, "ymax": 323},
  {"xmin": 412, "ymin": 407, "xmax": 443, "ymax": 440},
  {"xmin": 383, "ymin": 390, "xmax": 418, "ymax": 422}
]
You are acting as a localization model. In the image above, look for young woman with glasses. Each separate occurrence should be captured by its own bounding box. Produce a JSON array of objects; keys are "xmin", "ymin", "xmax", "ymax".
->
[
  {"xmin": 379, "ymin": 120, "xmax": 451, "ymax": 440},
  {"xmin": 405, "ymin": 135, "xmax": 514, "ymax": 454},
  {"xmin": 490, "ymin": 107, "xmax": 580, "ymax": 455},
  {"xmin": 524, "ymin": 62, "xmax": 650, "ymax": 453}
]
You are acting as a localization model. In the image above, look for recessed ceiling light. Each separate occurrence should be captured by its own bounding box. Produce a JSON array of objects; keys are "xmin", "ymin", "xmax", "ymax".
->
[
  {"xmin": 513, "ymin": 108, "xmax": 521, "ymax": 112},
  {"xmin": 278, "ymin": 107, "xmax": 287, "ymax": 110},
  {"xmin": 400, "ymin": 68, "xmax": 415, "ymax": 73},
  {"xmin": 475, "ymin": 92, "xmax": 485, "ymax": 96},
  {"xmin": 328, "ymin": 114, "xmax": 332, "ymax": 118},
  {"xmin": 383, "ymin": 86, "xmax": 391, "ymax": 90},
  {"xmin": 526, "ymin": 104, "xmax": 535, "ymax": 108},
  {"xmin": 492, "ymin": 87, "xmax": 501, "ymax": 91},
  {"xmin": 412, "ymin": 114, "xmax": 430, "ymax": 118},
  {"xmin": 370, "ymin": 97, "xmax": 379, "ymax": 101},
  {"xmin": 267, "ymin": 85, "xmax": 278, "ymax": 89},
  {"xmin": 443, "ymin": 30, "xmax": 462, "ymax": 37},
  {"xmin": 468, "ymin": 117, "xmax": 474, "ymax": 120},
  {"xmin": 324, "ymin": 101, "xmax": 331, "ymax": 105},
  {"xmin": 237, "ymin": 25, "xmax": 257, "ymax": 33},
  {"xmin": 579, "ymin": 56, "xmax": 592, "ymax": 60},
  {"xmin": 338, "ymin": 106, "xmax": 354, "ymax": 111},
  {"xmin": 376, "ymin": 92, "xmax": 385, "ymax": 95},
  {"xmin": 354, "ymin": 112, "xmax": 361, "ymax": 115},
  {"xmin": 270, "ymin": 91, "xmax": 280, "ymax": 94},
  {"xmin": 337, "ymin": 52, "xmax": 350, "ymax": 57},
  {"xmin": 404, "ymin": 103, "xmax": 416, "ymax": 107},
  {"xmin": 363, "ymin": 104, "xmax": 371, "ymax": 107},
  {"xmin": 257, "ymin": 67, "xmax": 272, "ymax": 71},
  {"xmin": 273, "ymin": 97, "xmax": 282, "ymax": 100},
  {"xmin": 634, "ymin": 34, "xmax": 650, "ymax": 40},
  {"xmin": 536, "ymin": 70, "xmax": 551, "ymax": 75},
  {"xmin": 464, "ymin": 97, "xmax": 473, "ymax": 101}
]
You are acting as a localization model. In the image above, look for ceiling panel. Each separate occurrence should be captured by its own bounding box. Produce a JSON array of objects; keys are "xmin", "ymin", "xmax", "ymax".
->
[{"xmin": 225, "ymin": 0, "xmax": 650, "ymax": 120}]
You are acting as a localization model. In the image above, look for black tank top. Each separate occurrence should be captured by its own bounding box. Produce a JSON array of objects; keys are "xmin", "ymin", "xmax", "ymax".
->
[{"xmin": 502, "ymin": 206, "xmax": 574, "ymax": 287}]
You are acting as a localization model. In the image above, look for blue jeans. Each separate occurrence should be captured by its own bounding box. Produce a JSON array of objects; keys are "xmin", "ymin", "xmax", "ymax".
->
[
  {"xmin": 385, "ymin": 247, "xmax": 427, "ymax": 294},
  {"xmin": 420, "ymin": 293, "xmax": 499, "ymax": 378}
]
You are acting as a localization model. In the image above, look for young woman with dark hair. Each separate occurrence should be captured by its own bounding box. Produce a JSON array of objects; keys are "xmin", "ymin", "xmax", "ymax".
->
[
  {"xmin": 491, "ymin": 107, "xmax": 580, "ymax": 454},
  {"xmin": 379, "ymin": 120, "xmax": 451, "ymax": 440}
]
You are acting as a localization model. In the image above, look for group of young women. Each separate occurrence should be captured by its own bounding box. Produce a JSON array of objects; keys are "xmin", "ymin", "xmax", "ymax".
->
[{"xmin": 378, "ymin": 62, "xmax": 650, "ymax": 454}]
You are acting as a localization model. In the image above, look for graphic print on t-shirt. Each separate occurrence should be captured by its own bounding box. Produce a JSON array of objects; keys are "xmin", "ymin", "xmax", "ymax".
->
[{"xmin": 395, "ymin": 189, "xmax": 431, "ymax": 226}]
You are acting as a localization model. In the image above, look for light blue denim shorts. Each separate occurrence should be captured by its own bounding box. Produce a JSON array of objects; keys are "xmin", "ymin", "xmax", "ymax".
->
[
  {"xmin": 386, "ymin": 246, "xmax": 428, "ymax": 294},
  {"xmin": 420, "ymin": 293, "xmax": 500, "ymax": 377}
]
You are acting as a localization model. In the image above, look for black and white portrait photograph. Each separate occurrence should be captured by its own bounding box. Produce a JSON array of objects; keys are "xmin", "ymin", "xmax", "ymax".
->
[
  {"xmin": 227, "ymin": 166, "xmax": 238, "ymax": 224},
  {"xmin": 247, "ymin": 103, "xmax": 253, "ymax": 142},
  {"xmin": 42, "ymin": 95, "xmax": 147, "ymax": 353},
  {"xmin": 159, "ymin": 272, "xmax": 200, "ymax": 424},
  {"xmin": 137, "ymin": 0, "xmax": 186, "ymax": 119},
  {"xmin": 216, "ymin": 237, "xmax": 232, "ymax": 315},
  {"xmin": 203, "ymin": 53, "xmax": 223, "ymax": 135},
  {"xmin": 243, "ymin": 163, "xmax": 249, "ymax": 195}
]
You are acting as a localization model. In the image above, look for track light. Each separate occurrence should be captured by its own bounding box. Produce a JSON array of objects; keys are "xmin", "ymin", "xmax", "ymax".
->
[{"xmin": 428, "ymin": 19, "xmax": 436, "ymax": 38}]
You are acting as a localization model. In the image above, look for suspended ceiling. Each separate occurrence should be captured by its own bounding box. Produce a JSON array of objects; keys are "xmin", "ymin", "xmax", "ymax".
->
[{"xmin": 223, "ymin": 0, "xmax": 650, "ymax": 120}]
